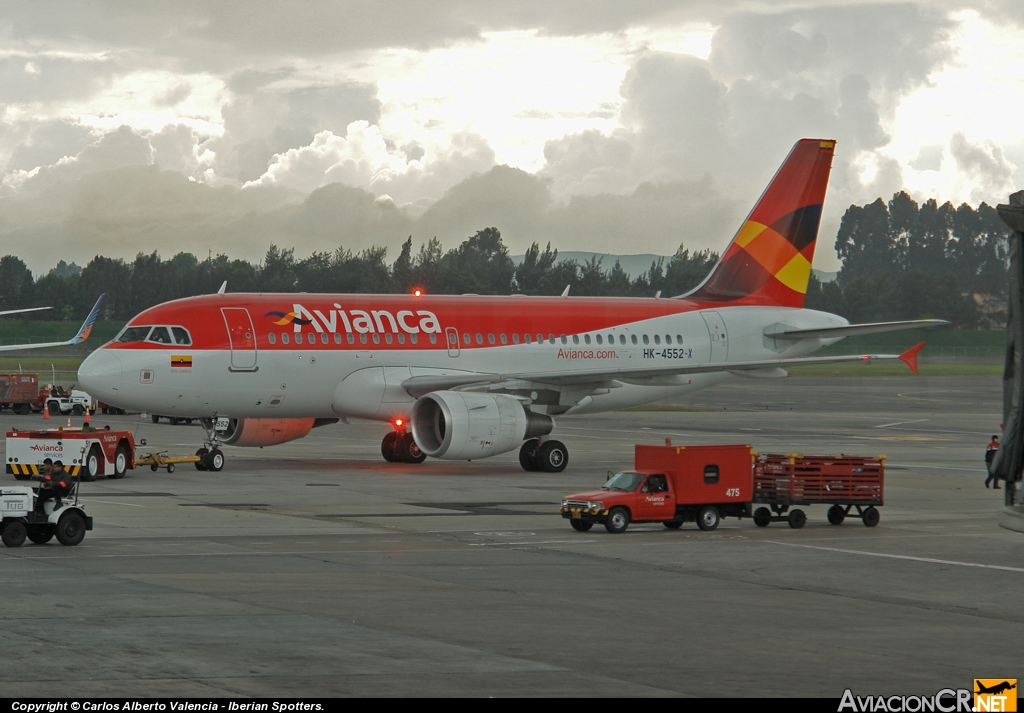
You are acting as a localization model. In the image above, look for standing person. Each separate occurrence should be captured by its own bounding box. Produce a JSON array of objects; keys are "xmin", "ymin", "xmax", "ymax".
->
[{"xmin": 985, "ymin": 435, "xmax": 1000, "ymax": 489}]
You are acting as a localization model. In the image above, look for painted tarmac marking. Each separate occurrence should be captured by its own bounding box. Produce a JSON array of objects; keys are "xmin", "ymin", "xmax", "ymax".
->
[
  {"xmin": 85, "ymin": 499, "xmax": 145, "ymax": 507},
  {"xmin": 768, "ymin": 541, "xmax": 1024, "ymax": 573},
  {"xmin": 876, "ymin": 419, "xmax": 929, "ymax": 428}
]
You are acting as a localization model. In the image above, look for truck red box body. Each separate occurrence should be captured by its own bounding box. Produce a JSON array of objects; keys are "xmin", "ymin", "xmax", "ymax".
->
[
  {"xmin": 635, "ymin": 444, "xmax": 754, "ymax": 505},
  {"xmin": 0, "ymin": 373, "xmax": 43, "ymax": 413}
]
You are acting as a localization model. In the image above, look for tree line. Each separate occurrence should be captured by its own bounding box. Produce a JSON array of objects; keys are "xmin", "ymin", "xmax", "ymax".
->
[
  {"xmin": 0, "ymin": 193, "xmax": 1010, "ymax": 328},
  {"xmin": 805, "ymin": 192, "xmax": 1009, "ymax": 327}
]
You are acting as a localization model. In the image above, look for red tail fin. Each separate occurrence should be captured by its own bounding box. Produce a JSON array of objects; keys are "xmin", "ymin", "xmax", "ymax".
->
[{"xmin": 684, "ymin": 139, "xmax": 835, "ymax": 307}]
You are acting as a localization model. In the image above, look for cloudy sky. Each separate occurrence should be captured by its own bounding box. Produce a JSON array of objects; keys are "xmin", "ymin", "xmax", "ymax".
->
[{"xmin": 2, "ymin": 0, "xmax": 1022, "ymax": 275}]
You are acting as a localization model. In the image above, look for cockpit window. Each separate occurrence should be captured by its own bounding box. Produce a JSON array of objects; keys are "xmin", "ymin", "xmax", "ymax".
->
[
  {"xmin": 148, "ymin": 327, "xmax": 173, "ymax": 344},
  {"xmin": 118, "ymin": 326, "xmax": 152, "ymax": 343},
  {"xmin": 171, "ymin": 327, "xmax": 192, "ymax": 345}
]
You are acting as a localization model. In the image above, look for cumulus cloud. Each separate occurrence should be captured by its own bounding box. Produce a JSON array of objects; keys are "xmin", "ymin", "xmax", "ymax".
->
[{"xmin": 949, "ymin": 131, "xmax": 1016, "ymax": 203}]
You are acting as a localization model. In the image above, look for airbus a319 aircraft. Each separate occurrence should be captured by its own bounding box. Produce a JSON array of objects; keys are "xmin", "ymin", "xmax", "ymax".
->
[{"xmin": 78, "ymin": 139, "xmax": 942, "ymax": 471}]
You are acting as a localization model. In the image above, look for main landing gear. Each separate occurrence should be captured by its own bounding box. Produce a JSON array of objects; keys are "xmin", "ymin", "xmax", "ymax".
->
[
  {"xmin": 382, "ymin": 430, "xmax": 427, "ymax": 464},
  {"xmin": 519, "ymin": 438, "xmax": 568, "ymax": 473}
]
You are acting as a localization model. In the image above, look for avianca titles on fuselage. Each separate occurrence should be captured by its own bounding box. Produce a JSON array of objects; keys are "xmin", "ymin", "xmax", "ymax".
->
[{"xmin": 78, "ymin": 139, "xmax": 936, "ymax": 471}]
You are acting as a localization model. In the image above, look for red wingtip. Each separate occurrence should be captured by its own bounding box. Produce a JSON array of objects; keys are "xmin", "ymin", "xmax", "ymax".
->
[{"xmin": 898, "ymin": 342, "xmax": 926, "ymax": 374}]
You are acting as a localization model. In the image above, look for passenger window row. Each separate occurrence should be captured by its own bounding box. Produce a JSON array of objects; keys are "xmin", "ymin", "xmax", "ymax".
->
[{"xmin": 264, "ymin": 331, "xmax": 685, "ymax": 347}]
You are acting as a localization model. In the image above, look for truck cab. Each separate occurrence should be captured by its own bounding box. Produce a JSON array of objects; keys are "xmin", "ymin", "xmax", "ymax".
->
[{"xmin": 560, "ymin": 444, "xmax": 755, "ymax": 534}]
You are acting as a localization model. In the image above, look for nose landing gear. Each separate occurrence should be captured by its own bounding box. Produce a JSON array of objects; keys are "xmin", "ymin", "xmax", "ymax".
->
[{"xmin": 382, "ymin": 429, "xmax": 427, "ymax": 464}]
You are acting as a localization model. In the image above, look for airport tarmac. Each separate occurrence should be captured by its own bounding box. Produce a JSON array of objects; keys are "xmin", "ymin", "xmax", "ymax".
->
[{"xmin": 2, "ymin": 374, "xmax": 1021, "ymax": 697}]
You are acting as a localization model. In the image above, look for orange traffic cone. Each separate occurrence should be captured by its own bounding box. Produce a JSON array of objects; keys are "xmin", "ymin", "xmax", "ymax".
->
[
  {"xmin": 84, "ymin": 409, "xmax": 91, "ymax": 424},
  {"xmin": 67, "ymin": 418, "xmax": 71, "ymax": 428},
  {"xmin": 43, "ymin": 405, "xmax": 49, "ymax": 420}
]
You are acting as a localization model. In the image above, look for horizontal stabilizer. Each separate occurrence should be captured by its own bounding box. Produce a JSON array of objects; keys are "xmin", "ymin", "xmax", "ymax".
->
[
  {"xmin": 763, "ymin": 319, "xmax": 949, "ymax": 340},
  {"xmin": 0, "ymin": 294, "xmax": 105, "ymax": 353},
  {"xmin": 0, "ymin": 306, "xmax": 52, "ymax": 317}
]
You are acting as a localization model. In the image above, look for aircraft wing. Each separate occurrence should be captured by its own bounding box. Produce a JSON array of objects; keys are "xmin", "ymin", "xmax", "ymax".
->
[
  {"xmin": 763, "ymin": 319, "xmax": 948, "ymax": 340},
  {"xmin": 0, "ymin": 294, "xmax": 105, "ymax": 353},
  {"xmin": 401, "ymin": 343, "xmax": 926, "ymax": 396},
  {"xmin": 0, "ymin": 306, "xmax": 52, "ymax": 317}
]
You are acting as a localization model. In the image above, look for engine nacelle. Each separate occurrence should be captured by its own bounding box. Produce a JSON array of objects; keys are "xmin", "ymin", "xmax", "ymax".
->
[
  {"xmin": 219, "ymin": 418, "xmax": 317, "ymax": 447},
  {"xmin": 411, "ymin": 391, "xmax": 553, "ymax": 460}
]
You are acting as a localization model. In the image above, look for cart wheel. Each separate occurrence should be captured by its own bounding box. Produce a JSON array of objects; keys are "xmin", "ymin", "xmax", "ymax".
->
[
  {"xmin": 862, "ymin": 507, "xmax": 880, "ymax": 528},
  {"xmin": 152, "ymin": 415, "xmax": 160, "ymax": 424},
  {"xmin": 827, "ymin": 505, "xmax": 846, "ymax": 525},
  {"xmin": 697, "ymin": 505, "xmax": 720, "ymax": 531},
  {"xmin": 195, "ymin": 448, "xmax": 208, "ymax": 471},
  {"xmin": 570, "ymin": 520, "xmax": 593, "ymax": 532},
  {"xmin": 149, "ymin": 464, "xmax": 158, "ymax": 472},
  {"xmin": 663, "ymin": 521, "xmax": 683, "ymax": 529},
  {"xmin": 167, "ymin": 463, "xmax": 175, "ymax": 473},
  {"xmin": 2, "ymin": 521, "xmax": 26, "ymax": 547},
  {"xmin": 56, "ymin": 511, "xmax": 86, "ymax": 546},
  {"xmin": 787, "ymin": 509, "xmax": 807, "ymax": 529},
  {"xmin": 604, "ymin": 507, "xmax": 630, "ymax": 534},
  {"xmin": 753, "ymin": 507, "xmax": 771, "ymax": 528}
]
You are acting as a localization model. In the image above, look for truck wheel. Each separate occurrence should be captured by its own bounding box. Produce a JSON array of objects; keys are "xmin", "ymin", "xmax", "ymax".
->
[
  {"xmin": 787, "ymin": 509, "xmax": 807, "ymax": 529},
  {"xmin": 56, "ymin": 511, "xmax": 86, "ymax": 546},
  {"xmin": 753, "ymin": 507, "xmax": 771, "ymax": 527},
  {"xmin": 862, "ymin": 507, "xmax": 880, "ymax": 528},
  {"xmin": 205, "ymin": 448, "xmax": 225, "ymax": 472},
  {"xmin": 697, "ymin": 506, "xmax": 720, "ymax": 531},
  {"xmin": 194, "ymin": 448, "xmax": 209, "ymax": 471},
  {"xmin": 2, "ymin": 521, "xmax": 26, "ymax": 547},
  {"xmin": 827, "ymin": 505, "xmax": 846, "ymax": 525},
  {"xmin": 518, "ymin": 441, "xmax": 539, "ymax": 471},
  {"xmin": 109, "ymin": 445, "xmax": 128, "ymax": 478},
  {"xmin": 72, "ymin": 404, "xmax": 84, "ymax": 416},
  {"xmin": 169, "ymin": 417, "xmax": 180, "ymax": 425},
  {"xmin": 570, "ymin": 520, "xmax": 593, "ymax": 532},
  {"xmin": 84, "ymin": 447, "xmax": 102, "ymax": 481},
  {"xmin": 14, "ymin": 403, "xmax": 30, "ymax": 415},
  {"xmin": 604, "ymin": 507, "xmax": 630, "ymax": 534},
  {"xmin": 537, "ymin": 440, "xmax": 568, "ymax": 473},
  {"xmin": 48, "ymin": 402, "xmax": 59, "ymax": 415},
  {"xmin": 27, "ymin": 526, "xmax": 54, "ymax": 545},
  {"xmin": 152, "ymin": 415, "xmax": 160, "ymax": 424},
  {"xmin": 663, "ymin": 521, "xmax": 683, "ymax": 529}
]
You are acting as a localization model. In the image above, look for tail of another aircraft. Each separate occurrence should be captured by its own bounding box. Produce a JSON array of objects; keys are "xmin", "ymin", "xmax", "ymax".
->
[{"xmin": 682, "ymin": 138, "xmax": 835, "ymax": 307}]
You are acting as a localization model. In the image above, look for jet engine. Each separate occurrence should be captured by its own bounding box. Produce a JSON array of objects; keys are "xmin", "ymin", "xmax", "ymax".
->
[
  {"xmin": 217, "ymin": 417, "xmax": 327, "ymax": 447},
  {"xmin": 410, "ymin": 391, "xmax": 553, "ymax": 460}
]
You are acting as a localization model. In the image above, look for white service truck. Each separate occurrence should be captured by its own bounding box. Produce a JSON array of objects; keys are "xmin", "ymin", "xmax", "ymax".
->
[{"xmin": 0, "ymin": 485, "xmax": 92, "ymax": 547}]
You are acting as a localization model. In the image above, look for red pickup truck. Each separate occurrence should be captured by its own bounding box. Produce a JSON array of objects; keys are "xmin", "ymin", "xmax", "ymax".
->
[{"xmin": 560, "ymin": 444, "xmax": 755, "ymax": 533}]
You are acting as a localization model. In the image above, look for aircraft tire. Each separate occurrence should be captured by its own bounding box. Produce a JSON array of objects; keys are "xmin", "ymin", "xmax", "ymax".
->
[
  {"xmin": 518, "ymin": 441, "xmax": 539, "ymax": 471},
  {"xmin": 537, "ymin": 440, "xmax": 568, "ymax": 473},
  {"xmin": 381, "ymin": 432, "xmax": 399, "ymax": 462},
  {"xmin": 205, "ymin": 448, "xmax": 225, "ymax": 472},
  {"xmin": 862, "ymin": 507, "xmax": 880, "ymax": 528},
  {"xmin": 401, "ymin": 435, "xmax": 427, "ymax": 464},
  {"xmin": 697, "ymin": 505, "xmax": 720, "ymax": 531},
  {"xmin": 194, "ymin": 448, "xmax": 209, "ymax": 471}
]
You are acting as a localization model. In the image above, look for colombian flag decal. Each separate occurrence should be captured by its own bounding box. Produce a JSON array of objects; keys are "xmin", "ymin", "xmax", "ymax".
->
[{"xmin": 171, "ymin": 355, "xmax": 193, "ymax": 368}]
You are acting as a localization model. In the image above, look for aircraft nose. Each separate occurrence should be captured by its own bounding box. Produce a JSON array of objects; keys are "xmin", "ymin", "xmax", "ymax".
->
[{"xmin": 78, "ymin": 349, "xmax": 123, "ymax": 402}]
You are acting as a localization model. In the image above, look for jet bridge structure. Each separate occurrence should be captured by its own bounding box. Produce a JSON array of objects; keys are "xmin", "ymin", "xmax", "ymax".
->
[{"xmin": 994, "ymin": 190, "xmax": 1024, "ymax": 532}]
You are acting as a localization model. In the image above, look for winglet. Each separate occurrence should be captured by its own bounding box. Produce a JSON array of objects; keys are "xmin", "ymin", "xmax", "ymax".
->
[
  {"xmin": 898, "ymin": 342, "xmax": 926, "ymax": 374},
  {"xmin": 68, "ymin": 294, "xmax": 105, "ymax": 345},
  {"xmin": 217, "ymin": 281, "xmax": 227, "ymax": 294}
]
